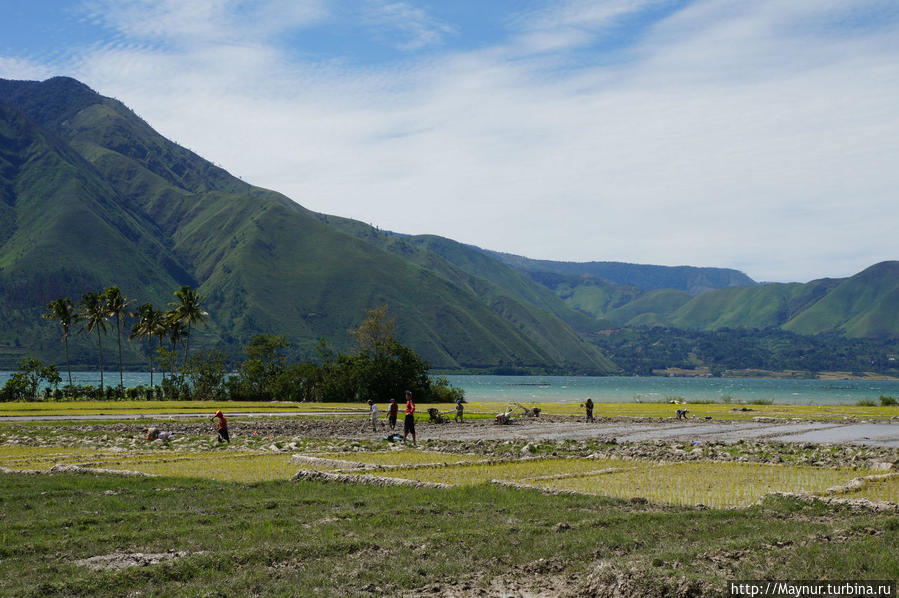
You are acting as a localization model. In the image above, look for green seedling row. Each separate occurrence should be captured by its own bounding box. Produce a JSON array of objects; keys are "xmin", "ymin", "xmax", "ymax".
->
[
  {"xmin": 3, "ymin": 444, "xmax": 894, "ymax": 507},
  {"xmin": 522, "ymin": 461, "xmax": 877, "ymax": 508}
]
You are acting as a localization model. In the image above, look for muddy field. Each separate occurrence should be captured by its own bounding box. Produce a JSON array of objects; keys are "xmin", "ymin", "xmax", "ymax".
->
[
  {"xmin": 6, "ymin": 415, "xmax": 898, "ymax": 470},
  {"xmin": 22, "ymin": 412, "xmax": 896, "ymax": 444}
]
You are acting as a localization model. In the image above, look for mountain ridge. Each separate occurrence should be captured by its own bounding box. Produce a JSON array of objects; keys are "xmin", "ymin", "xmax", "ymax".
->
[
  {"xmin": 0, "ymin": 76, "xmax": 615, "ymax": 371},
  {"xmin": 1, "ymin": 76, "xmax": 897, "ymax": 374}
]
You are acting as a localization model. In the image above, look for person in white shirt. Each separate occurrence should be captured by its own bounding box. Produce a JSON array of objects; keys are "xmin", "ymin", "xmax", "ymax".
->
[{"xmin": 368, "ymin": 399, "xmax": 379, "ymax": 431}]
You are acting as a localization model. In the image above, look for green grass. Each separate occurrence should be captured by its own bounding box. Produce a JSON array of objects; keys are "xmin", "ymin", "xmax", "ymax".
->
[{"xmin": 1, "ymin": 471, "xmax": 897, "ymax": 597}]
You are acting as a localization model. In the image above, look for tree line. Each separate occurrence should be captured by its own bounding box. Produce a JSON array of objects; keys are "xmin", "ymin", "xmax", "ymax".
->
[
  {"xmin": 6, "ymin": 297, "xmax": 462, "ymax": 404},
  {"xmin": 591, "ymin": 326, "xmax": 899, "ymax": 376},
  {"xmin": 38, "ymin": 284, "xmax": 208, "ymax": 395}
]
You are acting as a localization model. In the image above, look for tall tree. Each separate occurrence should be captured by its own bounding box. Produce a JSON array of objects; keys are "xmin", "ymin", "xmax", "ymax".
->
[
  {"xmin": 79, "ymin": 291, "xmax": 108, "ymax": 394},
  {"xmin": 130, "ymin": 303, "xmax": 165, "ymax": 388},
  {"xmin": 350, "ymin": 304, "xmax": 396, "ymax": 360},
  {"xmin": 42, "ymin": 297, "xmax": 77, "ymax": 388},
  {"xmin": 169, "ymin": 285, "xmax": 208, "ymax": 362},
  {"xmin": 105, "ymin": 286, "xmax": 134, "ymax": 391},
  {"xmin": 164, "ymin": 310, "xmax": 184, "ymax": 376}
]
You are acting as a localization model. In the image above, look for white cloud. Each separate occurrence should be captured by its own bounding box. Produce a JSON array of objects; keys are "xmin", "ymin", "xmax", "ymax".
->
[
  {"xmin": 80, "ymin": 0, "xmax": 327, "ymax": 45},
  {"xmin": 2, "ymin": 0, "xmax": 898, "ymax": 282},
  {"xmin": 0, "ymin": 57, "xmax": 54, "ymax": 81},
  {"xmin": 362, "ymin": 1, "xmax": 455, "ymax": 51}
]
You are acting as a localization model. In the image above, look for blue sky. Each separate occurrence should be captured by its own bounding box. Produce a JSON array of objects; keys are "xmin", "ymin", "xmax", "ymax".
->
[{"xmin": 2, "ymin": 0, "xmax": 898, "ymax": 282}]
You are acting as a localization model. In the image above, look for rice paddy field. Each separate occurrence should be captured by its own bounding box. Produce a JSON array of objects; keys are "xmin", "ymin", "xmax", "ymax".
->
[
  {"xmin": 2, "ymin": 416, "xmax": 898, "ymax": 597},
  {"xmin": 3, "ymin": 443, "xmax": 896, "ymax": 508}
]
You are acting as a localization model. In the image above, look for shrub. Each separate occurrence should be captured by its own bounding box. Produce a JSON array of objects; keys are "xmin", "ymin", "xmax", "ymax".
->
[
  {"xmin": 430, "ymin": 376, "xmax": 465, "ymax": 403},
  {"xmin": 879, "ymin": 395, "xmax": 897, "ymax": 406}
]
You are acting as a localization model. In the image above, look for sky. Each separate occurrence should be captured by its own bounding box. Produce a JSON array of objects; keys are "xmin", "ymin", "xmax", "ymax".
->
[{"xmin": 2, "ymin": 0, "xmax": 898, "ymax": 283}]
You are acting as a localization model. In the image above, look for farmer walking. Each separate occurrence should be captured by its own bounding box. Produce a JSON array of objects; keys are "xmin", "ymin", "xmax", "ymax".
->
[
  {"xmin": 211, "ymin": 410, "xmax": 230, "ymax": 443},
  {"xmin": 403, "ymin": 390, "xmax": 416, "ymax": 445}
]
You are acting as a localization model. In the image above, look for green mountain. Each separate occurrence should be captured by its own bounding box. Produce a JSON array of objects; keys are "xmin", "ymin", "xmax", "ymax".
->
[
  {"xmin": 2, "ymin": 75, "xmax": 897, "ymax": 377},
  {"xmin": 0, "ymin": 76, "xmax": 615, "ymax": 372},
  {"xmin": 489, "ymin": 252, "xmax": 757, "ymax": 294},
  {"xmin": 783, "ymin": 262, "xmax": 899, "ymax": 338},
  {"xmin": 600, "ymin": 267, "xmax": 899, "ymax": 340},
  {"xmin": 488, "ymin": 248, "xmax": 899, "ymax": 340}
]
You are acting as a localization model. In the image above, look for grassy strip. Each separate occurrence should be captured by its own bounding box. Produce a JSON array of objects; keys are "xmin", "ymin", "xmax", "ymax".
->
[
  {"xmin": 1, "ymin": 472, "xmax": 897, "ymax": 597},
  {"xmin": 2, "ymin": 400, "xmax": 899, "ymax": 420}
]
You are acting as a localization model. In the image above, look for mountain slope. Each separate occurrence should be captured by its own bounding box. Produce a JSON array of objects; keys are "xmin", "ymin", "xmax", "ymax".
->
[
  {"xmin": 489, "ymin": 252, "xmax": 757, "ymax": 294},
  {"xmin": 0, "ymin": 77, "xmax": 616, "ymax": 372},
  {"xmin": 783, "ymin": 262, "xmax": 899, "ymax": 338},
  {"xmin": 317, "ymin": 219, "xmax": 615, "ymax": 370}
]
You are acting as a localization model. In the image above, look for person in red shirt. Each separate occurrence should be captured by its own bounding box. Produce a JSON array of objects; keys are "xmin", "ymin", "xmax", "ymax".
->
[
  {"xmin": 210, "ymin": 410, "xmax": 230, "ymax": 443},
  {"xmin": 387, "ymin": 398, "xmax": 399, "ymax": 431}
]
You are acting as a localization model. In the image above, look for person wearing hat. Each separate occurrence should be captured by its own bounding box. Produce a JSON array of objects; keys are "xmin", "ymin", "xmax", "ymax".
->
[
  {"xmin": 402, "ymin": 390, "xmax": 416, "ymax": 444},
  {"xmin": 210, "ymin": 410, "xmax": 230, "ymax": 443},
  {"xmin": 584, "ymin": 397, "xmax": 594, "ymax": 423}
]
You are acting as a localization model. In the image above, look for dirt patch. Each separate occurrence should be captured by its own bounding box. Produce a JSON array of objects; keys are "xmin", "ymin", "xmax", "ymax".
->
[
  {"xmin": 763, "ymin": 492, "xmax": 899, "ymax": 513},
  {"xmin": 75, "ymin": 550, "xmax": 200, "ymax": 570},
  {"xmin": 568, "ymin": 561, "xmax": 711, "ymax": 598},
  {"xmin": 405, "ymin": 564, "xmax": 574, "ymax": 598}
]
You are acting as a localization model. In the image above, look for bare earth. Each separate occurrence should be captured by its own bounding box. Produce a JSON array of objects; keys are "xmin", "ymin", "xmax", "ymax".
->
[
  {"xmin": 56, "ymin": 413, "xmax": 898, "ymax": 448},
  {"xmin": 223, "ymin": 414, "xmax": 899, "ymax": 447}
]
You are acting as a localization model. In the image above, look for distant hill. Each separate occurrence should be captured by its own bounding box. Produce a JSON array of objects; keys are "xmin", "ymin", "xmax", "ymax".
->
[
  {"xmin": 0, "ymin": 77, "xmax": 615, "ymax": 372},
  {"xmin": 596, "ymin": 266, "xmax": 899, "ymax": 339},
  {"xmin": 783, "ymin": 262, "xmax": 899, "ymax": 338},
  {"xmin": 488, "ymin": 252, "xmax": 757, "ymax": 294},
  {"xmin": 487, "ymin": 247, "xmax": 899, "ymax": 340}
]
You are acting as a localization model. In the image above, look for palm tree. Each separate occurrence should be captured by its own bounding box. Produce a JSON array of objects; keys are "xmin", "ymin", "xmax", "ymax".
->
[
  {"xmin": 42, "ymin": 298, "xmax": 77, "ymax": 388},
  {"xmin": 79, "ymin": 291, "xmax": 108, "ymax": 394},
  {"xmin": 169, "ymin": 285, "xmax": 209, "ymax": 362},
  {"xmin": 105, "ymin": 286, "xmax": 134, "ymax": 391},
  {"xmin": 164, "ymin": 310, "xmax": 184, "ymax": 376},
  {"xmin": 130, "ymin": 303, "xmax": 165, "ymax": 388}
]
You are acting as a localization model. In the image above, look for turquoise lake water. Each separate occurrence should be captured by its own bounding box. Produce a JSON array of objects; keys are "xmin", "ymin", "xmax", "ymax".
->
[
  {"xmin": 443, "ymin": 375, "xmax": 899, "ymax": 405},
  {"xmin": 2, "ymin": 372, "xmax": 899, "ymax": 405}
]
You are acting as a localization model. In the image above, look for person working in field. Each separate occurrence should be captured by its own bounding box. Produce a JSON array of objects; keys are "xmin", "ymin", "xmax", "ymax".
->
[
  {"xmin": 368, "ymin": 399, "xmax": 379, "ymax": 432},
  {"xmin": 584, "ymin": 397, "xmax": 594, "ymax": 422},
  {"xmin": 146, "ymin": 428, "xmax": 175, "ymax": 442},
  {"xmin": 454, "ymin": 398, "xmax": 464, "ymax": 423},
  {"xmin": 403, "ymin": 390, "xmax": 416, "ymax": 445},
  {"xmin": 387, "ymin": 398, "xmax": 399, "ymax": 431},
  {"xmin": 210, "ymin": 410, "xmax": 230, "ymax": 443}
]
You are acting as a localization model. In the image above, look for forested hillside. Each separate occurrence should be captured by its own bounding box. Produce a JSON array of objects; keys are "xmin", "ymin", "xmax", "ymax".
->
[{"xmin": 0, "ymin": 77, "xmax": 614, "ymax": 372}]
